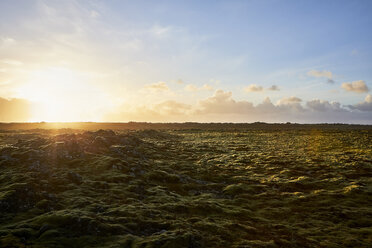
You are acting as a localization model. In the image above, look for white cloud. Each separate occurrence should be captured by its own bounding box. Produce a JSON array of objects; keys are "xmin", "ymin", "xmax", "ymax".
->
[
  {"xmin": 341, "ymin": 80, "xmax": 369, "ymax": 93},
  {"xmin": 0, "ymin": 37, "xmax": 15, "ymax": 46},
  {"xmin": 36, "ymin": 89, "xmax": 372, "ymax": 123},
  {"xmin": 307, "ymin": 70, "xmax": 332, "ymax": 79},
  {"xmin": 105, "ymin": 100, "xmax": 192, "ymax": 122},
  {"xmin": 191, "ymin": 91, "xmax": 370, "ymax": 123},
  {"xmin": 277, "ymin": 96, "xmax": 302, "ymax": 105},
  {"xmin": 184, "ymin": 84, "xmax": 198, "ymax": 92},
  {"xmin": 0, "ymin": 59, "xmax": 23, "ymax": 66},
  {"xmin": 144, "ymin": 81, "xmax": 170, "ymax": 92},
  {"xmin": 197, "ymin": 90, "xmax": 254, "ymax": 114},
  {"xmin": 150, "ymin": 25, "xmax": 172, "ymax": 38},
  {"xmin": 90, "ymin": 10, "xmax": 100, "ymax": 18},
  {"xmin": 185, "ymin": 84, "xmax": 214, "ymax": 92},
  {"xmin": 202, "ymin": 84, "xmax": 214, "ymax": 91},
  {"xmin": 209, "ymin": 79, "xmax": 221, "ymax": 85},
  {"xmin": 276, "ymin": 96, "xmax": 304, "ymax": 112},
  {"xmin": 244, "ymin": 84, "xmax": 263, "ymax": 92},
  {"xmin": 153, "ymin": 100, "xmax": 192, "ymax": 115}
]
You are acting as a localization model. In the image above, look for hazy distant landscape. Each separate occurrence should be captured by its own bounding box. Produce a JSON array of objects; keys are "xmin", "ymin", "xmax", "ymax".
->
[{"xmin": 0, "ymin": 123, "xmax": 371, "ymax": 247}]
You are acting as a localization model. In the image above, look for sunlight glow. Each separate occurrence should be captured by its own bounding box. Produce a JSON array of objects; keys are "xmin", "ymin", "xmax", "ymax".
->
[{"xmin": 15, "ymin": 67, "xmax": 113, "ymax": 122}]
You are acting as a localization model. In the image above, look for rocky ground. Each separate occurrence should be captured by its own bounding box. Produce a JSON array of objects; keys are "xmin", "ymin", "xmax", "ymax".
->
[{"xmin": 0, "ymin": 127, "xmax": 371, "ymax": 247}]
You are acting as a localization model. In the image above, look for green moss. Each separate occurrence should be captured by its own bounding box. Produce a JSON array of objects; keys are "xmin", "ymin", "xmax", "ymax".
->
[
  {"xmin": 223, "ymin": 183, "xmax": 264, "ymax": 196},
  {"xmin": 0, "ymin": 127, "xmax": 371, "ymax": 247},
  {"xmin": 38, "ymin": 229, "xmax": 61, "ymax": 240},
  {"xmin": 0, "ymin": 234, "xmax": 26, "ymax": 248},
  {"xmin": 35, "ymin": 199, "xmax": 50, "ymax": 210},
  {"xmin": 146, "ymin": 170, "xmax": 181, "ymax": 183}
]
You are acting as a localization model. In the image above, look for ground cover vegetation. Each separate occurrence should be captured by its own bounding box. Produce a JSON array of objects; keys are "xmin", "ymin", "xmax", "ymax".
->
[{"xmin": 0, "ymin": 124, "xmax": 371, "ymax": 247}]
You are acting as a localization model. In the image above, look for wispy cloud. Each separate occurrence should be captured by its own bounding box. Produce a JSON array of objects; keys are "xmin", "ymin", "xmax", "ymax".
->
[
  {"xmin": 150, "ymin": 25, "xmax": 172, "ymax": 38},
  {"xmin": 307, "ymin": 70, "xmax": 334, "ymax": 83},
  {"xmin": 144, "ymin": 81, "xmax": 170, "ymax": 92},
  {"xmin": 245, "ymin": 84, "xmax": 280, "ymax": 92},
  {"xmin": 307, "ymin": 70, "xmax": 332, "ymax": 78},
  {"xmin": 184, "ymin": 84, "xmax": 213, "ymax": 92},
  {"xmin": 0, "ymin": 59, "xmax": 23, "ymax": 66},
  {"xmin": 0, "ymin": 37, "xmax": 15, "ymax": 46},
  {"xmin": 90, "ymin": 10, "xmax": 100, "ymax": 18}
]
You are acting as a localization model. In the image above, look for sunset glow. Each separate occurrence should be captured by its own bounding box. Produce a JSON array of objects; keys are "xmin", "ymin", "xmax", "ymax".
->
[
  {"xmin": 0, "ymin": 0, "xmax": 371, "ymax": 123},
  {"xmin": 15, "ymin": 67, "xmax": 113, "ymax": 122}
]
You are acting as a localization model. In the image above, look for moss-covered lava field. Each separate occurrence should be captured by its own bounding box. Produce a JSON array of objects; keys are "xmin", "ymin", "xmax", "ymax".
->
[{"xmin": 0, "ymin": 124, "xmax": 371, "ymax": 247}]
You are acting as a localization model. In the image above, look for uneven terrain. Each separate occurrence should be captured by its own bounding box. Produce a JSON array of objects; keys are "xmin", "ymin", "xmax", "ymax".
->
[{"xmin": 0, "ymin": 125, "xmax": 371, "ymax": 247}]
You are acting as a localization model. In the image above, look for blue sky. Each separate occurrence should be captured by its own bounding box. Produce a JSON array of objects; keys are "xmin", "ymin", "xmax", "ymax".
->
[{"xmin": 0, "ymin": 0, "xmax": 371, "ymax": 122}]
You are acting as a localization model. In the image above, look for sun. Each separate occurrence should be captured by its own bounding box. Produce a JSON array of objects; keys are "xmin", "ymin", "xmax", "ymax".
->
[{"xmin": 15, "ymin": 67, "xmax": 111, "ymax": 122}]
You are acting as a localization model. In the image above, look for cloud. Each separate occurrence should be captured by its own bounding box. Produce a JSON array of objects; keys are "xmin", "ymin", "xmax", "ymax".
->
[
  {"xmin": 307, "ymin": 70, "xmax": 332, "ymax": 79},
  {"xmin": 275, "ymin": 96, "xmax": 304, "ymax": 113},
  {"xmin": 144, "ymin": 81, "xmax": 170, "ymax": 92},
  {"xmin": 277, "ymin": 96, "xmax": 302, "ymax": 105},
  {"xmin": 244, "ymin": 84, "xmax": 263, "ymax": 92},
  {"xmin": 194, "ymin": 91, "xmax": 371, "ymax": 123},
  {"xmin": 184, "ymin": 84, "xmax": 213, "ymax": 92},
  {"xmin": 202, "ymin": 84, "xmax": 214, "ymax": 91},
  {"xmin": 267, "ymin": 85, "xmax": 280, "ymax": 91},
  {"xmin": 192, "ymin": 91, "xmax": 370, "ymax": 123},
  {"xmin": 90, "ymin": 10, "xmax": 100, "ymax": 18},
  {"xmin": 341, "ymin": 80, "xmax": 369, "ymax": 93},
  {"xmin": 307, "ymin": 70, "xmax": 334, "ymax": 83},
  {"xmin": 176, "ymin": 79, "xmax": 184, "ymax": 84},
  {"xmin": 348, "ymin": 94, "xmax": 372, "ymax": 111},
  {"xmin": 0, "ymin": 37, "xmax": 15, "ymax": 46},
  {"xmin": 153, "ymin": 100, "xmax": 192, "ymax": 115},
  {"xmin": 327, "ymin": 79, "xmax": 335, "ymax": 84},
  {"xmin": 197, "ymin": 90, "xmax": 254, "ymax": 114},
  {"xmin": 0, "ymin": 97, "xmax": 31, "ymax": 122},
  {"xmin": 105, "ymin": 100, "xmax": 192, "ymax": 122},
  {"xmin": 184, "ymin": 84, "xmax": 198, "ymax": 92},
  {"xmin": 255, "ymin": 97, "xmax": 276, "ymax": 113},
  {"xmin": 245, "ymin": 84, "xmax": 280, "ymax": 92},
  {"xmin": 104, "ymin": 90, "xmax": 372, "ymax": 123},
  {"xmin": 150, "ymin": 25, "xmax": 172, "ymax": 38},
  {"xmin": 0, "ymin": 59, "xmax": 23, "ymax": 66},
  {"xmin": 306, "ymin": 99, "xmax": 343, "ymax": 112}
]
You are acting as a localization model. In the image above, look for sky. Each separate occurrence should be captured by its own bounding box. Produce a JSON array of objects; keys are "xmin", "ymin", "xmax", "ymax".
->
[{"xmin": 0, "ymin": 0, "xmax": 371, "ymax": 123}]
